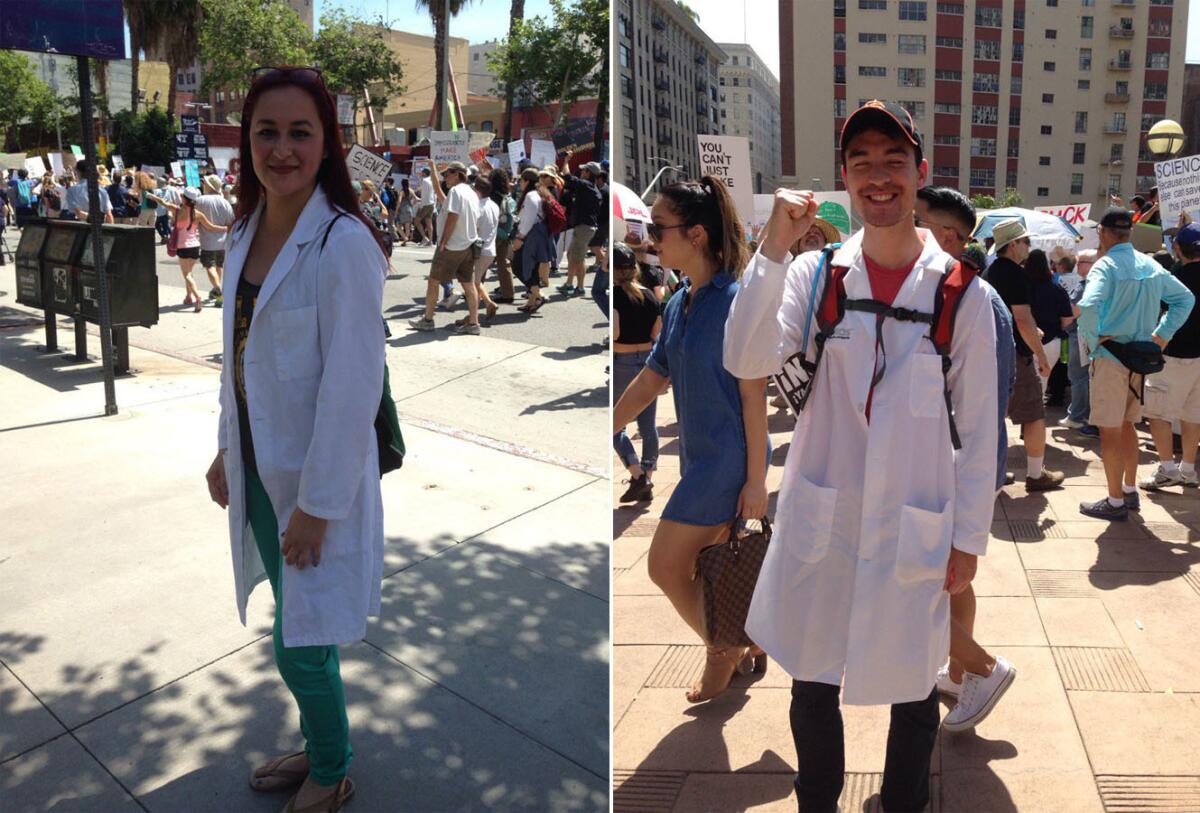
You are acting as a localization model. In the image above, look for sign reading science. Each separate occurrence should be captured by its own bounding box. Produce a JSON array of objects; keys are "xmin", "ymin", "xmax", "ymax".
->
[{"xmin": 1155, "ymin": 153, "xmax": 1200, "ymax": 226}]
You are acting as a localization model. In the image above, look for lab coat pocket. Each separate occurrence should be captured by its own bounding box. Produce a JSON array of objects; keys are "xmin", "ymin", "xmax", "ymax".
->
[
  {"xmin": 909, "ymin": 354, "xmax": 945, "ymax": 419},
  {"xmin": 272, "ymin": 306, "xmax": 321, "ymax": 381},
  {"xmin": 895, "ymin": 503, "xmax": 952, "ymax": 584},
  {"xmin": 781, "ymin": 473, "xmax": 838, "ymax": 564}
]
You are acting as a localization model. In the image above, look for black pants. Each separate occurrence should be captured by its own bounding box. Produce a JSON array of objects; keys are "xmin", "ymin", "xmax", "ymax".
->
[{"xmin": 790, "ymin": 680, "xmax": 939, "ymax": 813}]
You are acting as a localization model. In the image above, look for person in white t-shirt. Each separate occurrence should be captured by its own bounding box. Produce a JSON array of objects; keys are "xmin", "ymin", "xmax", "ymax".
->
[
  {"xmin": 463, "ymin": 175, "xmax": 501, "ymax": 324},
  {"xmin": 409, "ymin": 161, "xmax": 480, "ymax": 334},
  {"xmin": 416, "ymin": 167, "xmax": 436, "ymax": 246}
]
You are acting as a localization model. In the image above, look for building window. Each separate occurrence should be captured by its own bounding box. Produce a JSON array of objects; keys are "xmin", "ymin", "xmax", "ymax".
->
[
  {"xmin": 1012, "ymin": 41, "xmax": 1024, "ymax": 61},
  {"xmin": 1149, "ymin": 0, "xmax": 1172, "ymax": 5},
  {"xmin": 971, "ymin": 137, "xmax": 997, "ymax": 156},
  {"xmin": 617, "ymin": 14, "xmax": 628, "ymax": 36},
  {"xmin": 1006, "ymin": 170, "xmax": 1018, "ymax": 188},
  {"xmin": 936, "ymin": 36, "xmax": 964, "ymax": 48},
  {"xmin": 1008, "ymin": 141, "xmax": 1020, "ymax": 157},
  {"xmin": 1145, "ymin": 82, "xmax": 1168, "ymax": 100},
  {"xmin": 1116, "ymin": 80, "xmax": 1129, "ymax": 95},
  {"xmin": 972, "ymin": 105, "xmax": 998, "ymax": 125},
  {"xmin": 1109, "ymin": 175, "xmax": 1122, "ymax": 194},
  {"xmin": 1079, "ymin": 79, "xmax": 1090, "ymax": 90},
  {"xmin": 1142, "ymin": 113, "xmax": 1156, "ymax": 132},
  {"xmin": 1039, "ymin": 156, "xmax": 1051, "ymax": 166},
  {"xmin": 975, "ymin": 39, "xmax": 1001, "ymax": 60},
  {"xmin": 860, "ymin": 32, "xmax": 887, "ymax": 43},
  {"xmin": 835, "ymin": 0, "xmax": 847, "ymax": 15},
  {"xmin": 1044, "ymin": 61, "xmax": 1056, "ymax": 72},
  {"xmin": 1047, "ymin": 0, "xmax": 1057, "ymax": 5},
  {"xmin": 1042, "ymin": 93, "xmax": 1054, "ymax": 103},
  {"xmin": 1071, "ymin": 174, "xmax": 1084, "ymax": 195},
  {"xmin": 935, "ymin": 69, "xmax": 963, "ymax": 81},
  {"xmin": 1040, "ymin": 124, "xmax": 1052, "ymax": 134},
  {"xmin": 1037, "ymin": 187, "xmax": 1049, "ymax": 196},
  {"xmin": 1013, "ymin": 8, "xmax": 1025, "ymax": 29},
  {"xmin": 1081, "ymin": 16, "xmax": 1093, "ymax": 38},
  {"xmin": 934, "ymin": 102, "xmax": 962, "ymax": 114},
  {"xmin": 621, "ymin": 74, "xmax": 633, "ymax": 98},
  {"xmin": 860, "ymin": 0, "xmax": 888, "ymax": 7},
  {"xmin": 1010, "ymin": 107, "xmax": 1021, "ymax": 125},
  {"xmin": 975, "ymin": 6, "xmax": 1002, "ymax": 27},
  {"xmin": 1075, "ymin": 112, "xmax": 1088, "ymax": 133},
  {"xmin": 898, "ymin": 34, "xmax": 926, "ymax": 53},
  {"xmin": 898, "ymin": 100, "xmax": 926, "ymax": 118},
  {"xmin": 1046, "ymin": 29, "xmax": 1057, "ymax": 39},
  {"xmin": 619, "ymin": 44, "xmax": 630, "ymax": 68},
  {"xmin": 935, "ymin": 165, "xmax": 960, "ymax": 177},
  {"xmin": 1111, "ymin": 143, "xmax": 1124, "ymax": 162},
  {"xmin": 623, "ymin": 136, "xmax": 634, "ymax": 159},
  {"xmin": 898, "ymin": 1, "xmax": 927, "ymax": 20},
  {"xmin": 936, "ymin": 2, "xmax": 963, "ymax": 12},
  {"xmin": 835, "ymin": 65, "xmax": 846, "ymax": 83},
  {"xmin": 933, "ymin": 134, "xmax": 961, "ymax": 145},
  {"xmin": 860, "ymin": 65, "xmax": 888, "ymax": 77},
  {"xmin": 970, "ymin": 167, "xmax": 996, "ymax": 187},
  {"xmin": 835, "ymin": 98, "xmax": 847, "ymax": 117},
  {"xmin": 1079, "ymin": 48, "xmax": 1092, "ymax": 71},
  {"xmin": 1147, "ymin": 52, "xmax": 1170, "ymax": 70},
  {"xmin": 834, "ymin": 32, "xmax": 846, "ymax": 51},
  {"xmin": 898, "ymin": 68, "xmax": 925, "ymax": 87},
  {"xmin": 973, "ymin": 72, "xmax": 1000, "ymax": 92},
  {"xmin": 1012, "ymin": 75, "xmax": 1022, "ymax": 94}
]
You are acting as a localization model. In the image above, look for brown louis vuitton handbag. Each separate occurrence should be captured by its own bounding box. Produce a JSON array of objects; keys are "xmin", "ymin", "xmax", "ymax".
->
[{"xmin": 695, "ymin": 517, "xmax": 772, "ymax": 648}]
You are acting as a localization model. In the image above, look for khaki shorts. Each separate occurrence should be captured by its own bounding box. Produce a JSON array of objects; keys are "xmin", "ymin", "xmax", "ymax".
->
[
  {"xmin": 1007, "ymin": 354, "xmax": 1045, "ymax": 425},
  {"xmin": 431, "ymin": 246, "xmax": 475, "ymax": 284},
  {"xmin": 1143, "ymin": 356, "xmax": 1200, "ymax": 423},
  {"xmin": 1089, "ymin": 354, "xmax": 1143, "ymax": 427},
  {"xmin": 417, "ymin": 204, "xmax": 435, "ymax": 220},
  {"xmin": 567, "ymin": 225, "xmax": 598, "ymax": 263}
]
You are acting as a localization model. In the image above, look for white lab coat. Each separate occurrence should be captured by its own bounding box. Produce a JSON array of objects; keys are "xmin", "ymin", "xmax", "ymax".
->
[
  {"xmin": 723, "ymin": 229, "xmax": 998, "ymax": 705},
  {"xmin": 218, "ymin": 185, "xmax": 387, "ymax": 648}
]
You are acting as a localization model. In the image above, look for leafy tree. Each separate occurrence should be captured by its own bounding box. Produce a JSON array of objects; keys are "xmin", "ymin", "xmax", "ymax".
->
[
  {"xmin": 501, "ymin": 0, "xmax": 525, "ymax": 144},
  {"xmin": 0, "ymin": 51, "xmax": 60, "ymax": 151},
  {"xmin": 998, "ymin": 186, "xmax": 1024, "ymax": 207},
  {"xmin": 676, "ymin": 1, "xmax": 700, "ymax": 22},
  {"xmin": 112, "ymin": 107, "xmax": 177, "ymax": 169},
  {"xmin": 311, "ymin": 10, "xmax": 406, "ymax": 144},
  {"xmin": 971, "ymin": 194, "xmax": 997, "ymax": 210},
  {"xmin": 198, "ymin": 0, "xmax": 311, "ymax": 98},
  {"xmin": 125, "ymin": 0, "xmax": 174, "ymax": 114},
  {"xmin": 414, "ymin": 0, "xmax": 474, "ymax": 130},
  {"xmin": 488, "ymin": 0, "xmax": 609, "ymax": 131},
  {"xmin": 162, "ymin": 0, "xmax": 205, "ymax": 120}
]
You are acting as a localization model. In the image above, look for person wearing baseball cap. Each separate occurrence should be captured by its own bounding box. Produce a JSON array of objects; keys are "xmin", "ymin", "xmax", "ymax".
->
[
  {"xmin": 1137, "ymin": 221, "xmax": 1200, "ymax": 493},
  {"xmin": 410, "ymin": 158, "xmax": 480, "ymax": 334},
  {"xmin": 724, "ymin": 99, "xmax": 1000, "ymax": 812},
  {"xmin": 1076, "ymin": 207, "xmax": 1195, "ymax": 519},
  {"xmin": 557, "ymin": 149, "xmax": 603, "ymax": 296}
]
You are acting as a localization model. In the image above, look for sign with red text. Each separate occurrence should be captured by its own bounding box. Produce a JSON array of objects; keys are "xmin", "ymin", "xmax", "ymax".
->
[{"xmin": 1034, "ymin": 203, "xmax": 1092, "ymax": 227}]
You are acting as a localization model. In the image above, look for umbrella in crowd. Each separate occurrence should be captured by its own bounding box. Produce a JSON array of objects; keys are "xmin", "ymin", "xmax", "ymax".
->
[{"xmin": 973, "ymin": 207, "xmax": 1084, "ymax": 253}]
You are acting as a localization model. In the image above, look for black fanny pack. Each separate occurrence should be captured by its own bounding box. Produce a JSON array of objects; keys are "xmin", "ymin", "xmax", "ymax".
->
[{"xmin": 1101, "ymin": 339, "xmax": 1165, "ymax": 375}]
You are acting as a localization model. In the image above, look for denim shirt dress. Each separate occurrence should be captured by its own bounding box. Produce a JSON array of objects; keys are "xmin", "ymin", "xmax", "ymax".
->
[{"xmin": 647, "ymin": 271, "xmax": 767, "ymax": 526}]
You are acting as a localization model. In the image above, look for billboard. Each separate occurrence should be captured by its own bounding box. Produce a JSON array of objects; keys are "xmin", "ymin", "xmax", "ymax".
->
[{"xmin": 0, "ymin": 0, "xmax": 127, "ymax": 59}]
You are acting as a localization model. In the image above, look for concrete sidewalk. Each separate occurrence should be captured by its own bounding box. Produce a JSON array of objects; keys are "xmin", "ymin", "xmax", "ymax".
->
[
  {"xmin": 0, "ymin": 316, "xmax": 609, "ymax": 811},
  {"xmin": 613, "ymin": 399, "xmax": 1200, "ymax": 812}
]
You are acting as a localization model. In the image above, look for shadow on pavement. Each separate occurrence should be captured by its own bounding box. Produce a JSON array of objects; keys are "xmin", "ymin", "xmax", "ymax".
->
[
  {"xmin": 542, "ymin": 346, "xmax": 605, "ymax": 361},
  {"xmin": 520, "ymin": 386, "xmax": 607, "ymax": 415}
]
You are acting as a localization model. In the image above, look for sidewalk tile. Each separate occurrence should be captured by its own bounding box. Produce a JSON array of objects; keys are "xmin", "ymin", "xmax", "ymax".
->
[
  {"xmin": 74, "ymin": 640, "xmax": 607, "ymax": 812},
  {"xmin": 0, "ymin": 735, "xmax": 141, "ymax": 812},
  {"xmin": 614, "ymin": 645, "xmax": 667, "ymax": 725},
  {"xmin": 969, "ymin": 597, "xmax": 1048, "ymax": 646},
  {"xmin": 1036, "ymin": 598, "xmax": 1125, "ymax": 647},
  {"xmin": 365, "ymin": 543, "xmax": 608, "ymax": 778},
  {"xmin": 1094, "ymin": 775, "xmax": 1200, "ymax": 812},
  {"xmin": 974, "ymin": 540, "xmax": 1031, "ymax": 597},
  {"xmin": 941, "ymin": 766, "xmax": 1103, "ymax": 813},
  {"xmin": 0, "ymin": 665, "xmax": 65, "ymax": 763},
  {"xmin": 1070, "ymin": 692, "xmax": 1200, "ymax": 775},
  {"xmin": 669, "ymin": 771, "xmax": 797, "ymax": 812},
  {"xmin": 613, "ymin": 537, "xmax": 652, "ymax": 572},
  {"xmin": 1017, "ymin": 534, "xmax": 1198, "ymax": 572},
  {"xmin": 614, "ymin": 557, "xmax": 659, "ymax": 596},
  {"xmin": 614, "ymin": 596, "xmax": 697, "ymax": 645}
]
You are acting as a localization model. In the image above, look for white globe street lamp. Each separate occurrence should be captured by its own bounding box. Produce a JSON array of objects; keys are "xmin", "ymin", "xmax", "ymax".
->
[{"xmin": 1146, "ymin": 119, "xmax": 1185, "ymax": 157}]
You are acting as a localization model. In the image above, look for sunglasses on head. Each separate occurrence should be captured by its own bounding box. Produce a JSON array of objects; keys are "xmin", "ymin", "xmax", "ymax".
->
[
  {"xmin": 647, "ymin": 222, "xmax": 688, "ymax": 242},
  {"xmin": 251, "ymin": 66, "xmax": 326, "ymax": 85}
]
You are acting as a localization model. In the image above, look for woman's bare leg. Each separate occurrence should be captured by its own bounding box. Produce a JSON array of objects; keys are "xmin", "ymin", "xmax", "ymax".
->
[
  {"xmin": 646, "ymin": 519, "xmax": 728, "ymax": 639},
  {"xmin": 179, "ymin": 258, "xmax": 201, "ymax": 302},
  {"xmin": 949, "ymin": 585, "xmax": 993, "ymax": 680}
]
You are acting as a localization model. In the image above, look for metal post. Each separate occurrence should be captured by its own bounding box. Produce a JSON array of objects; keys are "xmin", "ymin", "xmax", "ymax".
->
[
  {"xmin": 442, "ymin": 0, "xmax": 452, "ymax": 129},
  {"xmin": 77, "ymin": 55, "xmax": 118, "ymax": 416},
  {"xmin": 42, "ymin": 308, "xmax": 58, "ymax": 352},
  {"xmin": 113, "ymin": 327, "xmax": 130, "ymax": 375}
]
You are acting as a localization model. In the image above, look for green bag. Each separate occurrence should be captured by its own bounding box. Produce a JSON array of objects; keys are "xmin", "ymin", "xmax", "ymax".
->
[{"xmin": 321, "ymin": 212, "xmax": 405, "ymax": 476}]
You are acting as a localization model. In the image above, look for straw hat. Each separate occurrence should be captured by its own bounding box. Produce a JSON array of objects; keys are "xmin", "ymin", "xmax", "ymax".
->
[
  {"xmin": 203, "ymin": 174, "xmax": 223, "ymax": 194},
  {"xmin": 991, "ymin": 218, "xmax": 1030, "ymax": 253}
]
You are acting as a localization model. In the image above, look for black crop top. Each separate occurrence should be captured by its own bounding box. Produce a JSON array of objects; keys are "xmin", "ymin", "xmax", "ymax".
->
[{"xmin": 614, "ymin": 285, "xmax": 661, "ymax": 344}]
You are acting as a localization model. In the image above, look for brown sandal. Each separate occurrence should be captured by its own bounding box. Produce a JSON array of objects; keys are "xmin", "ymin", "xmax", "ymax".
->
[
  {"xmin": 686, "ymin": 645, "xmax": 750, "ymax": 703},
  {"xmin": 250, "ymin": 750, "xmax": 309, "ymax": 792},
  {"xmin": 283, "ymin": 777, "xmax": 355, "ymax": 813}
]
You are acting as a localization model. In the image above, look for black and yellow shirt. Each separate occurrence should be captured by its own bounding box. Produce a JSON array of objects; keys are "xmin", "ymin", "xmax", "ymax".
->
[{"xmin": 233, "ymin": 275, "xmax": 262, "ymax": 473}]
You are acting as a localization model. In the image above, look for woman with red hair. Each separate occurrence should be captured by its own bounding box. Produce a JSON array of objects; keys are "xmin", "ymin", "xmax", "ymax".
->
[{"xmin": 203, "ymin": 66, "xmax": 388, "ymax": 813}]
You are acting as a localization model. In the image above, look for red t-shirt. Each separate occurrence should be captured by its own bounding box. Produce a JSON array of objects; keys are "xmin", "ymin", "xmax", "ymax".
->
[{"xmin": 863, "ymin": 254, "xmax": 918, "ymax": 419}]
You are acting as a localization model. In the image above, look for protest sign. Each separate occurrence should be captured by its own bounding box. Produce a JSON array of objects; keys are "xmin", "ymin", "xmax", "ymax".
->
[
  {"xmin": 141, "ymin": 164, "xmax": 165, "ymax": 179},
  {"xmin": 337, "ymin": 95, "xmax": 355, "ymax": 126},
  {"xmin": 209, "ymin": 147, "xmax": 237, "ymax": 174},
  {"xmin": 1035, "ymin": 203, "xmax": 1092, "ymax": 228},
  {"xmin": 169, "ymin": 161, "xmax": 181, "ymax": 178},
  {"xmin": 110, "ymin": 154, "xmax": 124, "ymax": 172},
  {"xmin": 24, "ymin": 156, "xmax": 45, "ymax": 176},
  {"xmin": 551, "ymin": 118, "xmax": 597, "ymax": 154},
  {"xmin": 529, "ymin": 139, "xmax": 557, "ymax": 169},
  {"xmin": 429, "ymin": 130, "xmax": 470, "ymax": 165},
  {"xmin": 697, "ymin": 135, "xmax": 753, "ymax": 233},
  {"xmin": 180, "ymin": 115, "xmax": 201, "ymax": 134},
  {"xmin": 184, "ymin": 160, "xmax": 201, "ymax": 189},
  {"xmin": 1155, "ymin": 153, "xmax": 1200, "ymax": 227},
  {"xmin": 753, "ymin": 191, "xmax": 854, "ymax": 242},
  {"xmin": 48, "ymin": 152, "xmax": 64, "ymax": 175},
  {"xmin": 70, "ymin": 144, "xmax": 83, "ymax": 159},
  {"xmin": 345, "ymin": 143, "xmax": 392, "ymax": 187},
  {"xmin": 507, "ymin": 140, "xmax": 527, "ymax": 168},
  {"xmin": 491, "ymin": 153, "xmax": 511, "ymax": 172}
]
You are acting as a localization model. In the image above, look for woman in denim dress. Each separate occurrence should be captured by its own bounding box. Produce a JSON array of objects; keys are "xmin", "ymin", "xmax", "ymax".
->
[{"xmin": 613, "ymin": 176, "xmax": 771, "ymax": 703}]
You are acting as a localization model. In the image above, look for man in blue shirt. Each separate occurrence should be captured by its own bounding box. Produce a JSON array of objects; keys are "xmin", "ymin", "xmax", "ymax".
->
[
  {"xmin": 64, "ymin": 161, "xmax": 113, "ymax": 223},
  {"xmin": 1076, "ymin": 207, "xmax": 1195, "ymax": 519}
]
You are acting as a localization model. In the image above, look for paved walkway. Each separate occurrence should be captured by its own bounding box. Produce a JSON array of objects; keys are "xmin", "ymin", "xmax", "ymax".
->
[
  {"xmin": 0, "ymin": 250, "xmax": 609, "ymax": 811},
  {"xmin": 613, "ymin": 398, "xmax": 1200, "ymax": 812}
]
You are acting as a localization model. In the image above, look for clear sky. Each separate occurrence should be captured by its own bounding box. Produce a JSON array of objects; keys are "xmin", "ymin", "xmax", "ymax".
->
[
  {"xmin": 687, "ymin": 0, "xmax": 1200, "ymax": 83},
  {"xmin": 314, "ymin": 0, "xmax": 554, "ymax": 44}
]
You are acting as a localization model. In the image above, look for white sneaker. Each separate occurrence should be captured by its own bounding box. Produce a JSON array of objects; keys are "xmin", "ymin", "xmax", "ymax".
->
[
  {"xmin": 942, "ymin": 656, "xmax": 1016, "ymax": 732},
  {"xmin": 437, "ymin": 295, "xmax": 453, "ymax": 309},
  {"xmin": 1181, "ymin": 469, "xmax": 1200, "ymax": 487},
  {"xmin": 1058, "ymin": 417, "xmax": 1086, "ymax": 429},
  {"xmin": 1139, "ymin": 465, "xmax": 1184, "ymax": 491},
  {"xmin": 446, "ymin": 293, "xmax": 462, "ymax": 309},
  {"xmin": 936, "ymin": 661, "xmax": 962, "ymax": 698}
]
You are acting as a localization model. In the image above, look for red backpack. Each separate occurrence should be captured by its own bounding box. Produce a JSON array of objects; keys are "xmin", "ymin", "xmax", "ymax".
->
[
  {"xmin": 774, "ymin": 249, "xmax": 979, "ymax": 450},
  {"xmin": 542, "ymin": 193, "xmax": 566, "ymax": 235}
]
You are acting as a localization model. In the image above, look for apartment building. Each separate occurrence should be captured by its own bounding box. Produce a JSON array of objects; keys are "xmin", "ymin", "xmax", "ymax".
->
[
  {"xmin": 614, "ymin": 0, "xmax": 725, "ymax": 195},
  {"xmin": 780, "ymin": 0, "xmax": 1188, "ymax": 209},
  {"xmin": 468, "ymin": 40, "xmax": 503, "ymax": 96},
  {"xmin": 717, "ymin": 42, "xmax": 783, "ymax": 193}
]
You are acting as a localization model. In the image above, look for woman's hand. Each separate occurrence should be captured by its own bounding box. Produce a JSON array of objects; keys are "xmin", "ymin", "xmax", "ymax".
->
[
  {"xmin": 205, "ymin": 451, "xmax": 229, "ymax": 509},
  {"xmin": 737, "ymin": 479, "xmax": 768, "ymax": 520},
  {"xmin": 281, "ymin": 507, "xmax": 329, "ymax": 570},
  {"xmin": 511, "ymin": 238, "xmax": 523, "ymax": 251}
]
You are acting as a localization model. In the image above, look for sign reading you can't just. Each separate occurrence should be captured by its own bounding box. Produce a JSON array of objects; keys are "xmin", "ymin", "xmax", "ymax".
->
[{"xmin": 696, "ymin": 135, "xmax": 754, "ymax": 234}]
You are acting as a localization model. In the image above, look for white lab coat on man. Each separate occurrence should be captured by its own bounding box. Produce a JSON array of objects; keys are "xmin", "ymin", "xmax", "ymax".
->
[
  {"xmin": 723, "ymin": 228, "xmax": 998, "ymax": 705},
  {"xmin": 218, "ymin": 185, "xmax": 387, "ymax": 648}
]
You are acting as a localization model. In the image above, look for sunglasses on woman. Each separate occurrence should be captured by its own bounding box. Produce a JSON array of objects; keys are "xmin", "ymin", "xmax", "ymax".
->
[
  {"xmin": 251, "ymin": 66, "xmax": 326, "ymax": 85},
  {"xmin": 646, "ymin": 222, "xmax": 688, "ymax": 242}
]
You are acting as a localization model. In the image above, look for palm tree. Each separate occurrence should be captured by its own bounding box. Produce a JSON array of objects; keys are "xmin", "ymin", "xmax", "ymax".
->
[
  {"xmin": 501, "ymin": 0, "xmax": 524, "ymax": 144},
  {"xmin": 124, "ymin": 0, "xmax": 172, "ymax": 114},
  {"xmin": 161, "ymin": 0, "xmax": 204, "ymax": 121},
  {"xmin": 414, "ymin": 0, "xmax": 473, "ymax": 130}
]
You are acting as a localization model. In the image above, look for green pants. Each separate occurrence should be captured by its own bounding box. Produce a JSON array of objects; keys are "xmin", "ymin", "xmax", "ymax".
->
[{"xmin": 246, "ymin": 469, "xmax": 352, "ymax": 785}]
